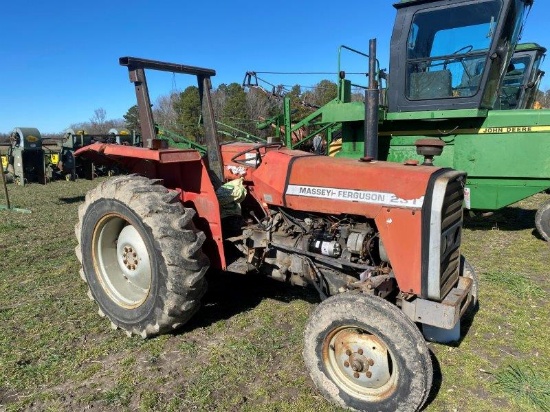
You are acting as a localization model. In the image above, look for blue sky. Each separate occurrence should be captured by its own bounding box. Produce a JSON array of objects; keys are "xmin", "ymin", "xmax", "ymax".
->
[{"xmin": 1, "ymin": 0, "xmax": 548, "ymax": 134}]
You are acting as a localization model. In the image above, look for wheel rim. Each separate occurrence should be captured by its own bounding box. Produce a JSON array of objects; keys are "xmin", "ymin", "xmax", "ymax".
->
[
  {"xmin": 92, "ymin": 214, "xmax": 152, "ymax": 308},
  {"xmin": 323, "ymin": 326, "xmax": 398, "ymax": 401}
]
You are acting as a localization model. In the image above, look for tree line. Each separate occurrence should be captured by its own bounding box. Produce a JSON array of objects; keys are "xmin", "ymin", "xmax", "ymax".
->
[
  {"xmin": 123, "ymin": 79, "xmax": 348, "ymax": 144},
  {"xmin": 0, "ymin": 79, "xmax": 351, "ymax": 145},
  {"xmin": 4, "ymin": 79, "xmax": 549, "ymax": 145}
]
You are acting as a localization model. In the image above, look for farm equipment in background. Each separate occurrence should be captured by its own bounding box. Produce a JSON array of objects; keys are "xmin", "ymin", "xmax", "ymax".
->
[
  {"xmin": 52, "ymin": 128, "xmax": 141, "ymax": 181},
  {"xmin": 215, "ymin": 120, "xmax": 266, "ymax": 144},
  {"xmin": 74, "ymin": 53, "xmax": 477, "ymax": 411},
  {"xmin": 0, "ymin": 154, "xmax": 8, "ymax": 175},
  {"xmin": 2, "ymin": 129, "xmax": 62, "ymax": 183},
  {"xmin": 496, "ymin": 42, "xmax": 546, "ymax": 110},
  {"xmin": 106, "ymin": 128, "xmax": 142, "ymax": 147},
  {"xmin": 1, "ymin": 128, "xmax": 47, "ymax": 186},
  {"xmin": 361, "ymin": 0, "xmax": 549, "ymax": 240},
  {"xmin": 156, "ymin": 126, "xmax": 207, "ymax": 154},
  {"xmin": 53, "ymin": 129, "xmax": 93, "ymax": 181},
  {"xmin": 243, "ymin": 74, "xmax": 342, "ymax": 152},
  {"xmin": 0, "ymin": 127, "xmax": 142, "ymax": 183},
  {"xmin": 259, "ymin": 0, "xmax": 548, "ymax": 240},
  {"xmin": 156, "ymin": 121, "xmax": 264, "ymax": 154}
]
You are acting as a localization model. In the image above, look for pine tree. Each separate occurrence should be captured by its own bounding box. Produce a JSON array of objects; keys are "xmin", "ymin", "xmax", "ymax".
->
[
  {"xmin": 173, "ymin": 86, "xmax": 202, "ymax": 142},
  {"xmin": 123, "ymin": 105, "xmax": 141, "ymax": 134}
]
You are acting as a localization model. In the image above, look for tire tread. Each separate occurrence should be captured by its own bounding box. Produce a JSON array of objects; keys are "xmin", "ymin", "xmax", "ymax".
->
[{"xmin": 75, "ymin": 175, "xmax": 209, "ymax": 338}]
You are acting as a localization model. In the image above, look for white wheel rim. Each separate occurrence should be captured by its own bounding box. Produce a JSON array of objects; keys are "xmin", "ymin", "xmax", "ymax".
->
[
  {"xmin": 93, "ymin": 214, "xmax": 152, "ymax": 308},
  {"xmin": 323, "ymin": 326, "xmax": 398, "ymax": 401}
]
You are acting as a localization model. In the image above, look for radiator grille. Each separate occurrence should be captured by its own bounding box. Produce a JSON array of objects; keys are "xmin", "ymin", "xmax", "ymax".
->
[{"xmin": 439, "ymin": 176, "xmax": 464, "ymax": 298}]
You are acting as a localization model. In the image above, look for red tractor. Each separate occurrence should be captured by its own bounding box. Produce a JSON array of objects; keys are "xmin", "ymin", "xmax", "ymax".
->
[{"xmin": 75, "ymin": 56, "xmax": 476, "ymax": 412}]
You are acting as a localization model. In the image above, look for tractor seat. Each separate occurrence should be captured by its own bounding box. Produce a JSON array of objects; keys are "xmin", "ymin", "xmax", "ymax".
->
[{"xmin": 409, "ymin": 70, "xmax": 452, "ymax": 100}]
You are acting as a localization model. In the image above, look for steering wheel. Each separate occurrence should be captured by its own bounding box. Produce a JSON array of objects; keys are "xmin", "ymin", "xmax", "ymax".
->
[
  {"xmin": 444, "ymin": 45, "xmax": 474, "ymax": 74},
  {"xmin": 452, "ymin": 45, "xmax": 473, "ymax": 55},
  {"xmin": 230, "ymin": 142, "xmax": 283, "ymax": 167}
]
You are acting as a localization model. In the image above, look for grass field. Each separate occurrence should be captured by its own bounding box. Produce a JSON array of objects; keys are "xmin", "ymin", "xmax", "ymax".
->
[{"xmin": 0, "ymin": 178, "xmax": 549, "ymax": 411}]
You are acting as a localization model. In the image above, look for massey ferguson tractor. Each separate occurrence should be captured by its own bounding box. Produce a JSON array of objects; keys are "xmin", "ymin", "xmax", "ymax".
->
[{"xmin": 74, "ymin": 56, "xmax": 476, "ymax": 412}]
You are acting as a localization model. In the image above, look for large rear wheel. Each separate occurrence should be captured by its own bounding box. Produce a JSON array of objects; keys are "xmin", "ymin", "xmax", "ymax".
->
[
  {"xmin": 75, "ymin": 175, "xmax": 209, "ymax": 337},
  {"xmin": 303, "ymin": 293, "xmax": 432, "ymax": 412}
]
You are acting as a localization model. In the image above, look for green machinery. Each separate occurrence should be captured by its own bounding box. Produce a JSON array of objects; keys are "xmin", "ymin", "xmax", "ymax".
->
[
  {"xmin": 350, "ymin": 0, "xmax": 550, "ymax": 240},
  {"xmin": 54, "ymin": 129, "xmax": 94, "ymax": 180},
  {"xmin": 52, "ymin": 128, "xmax": 142, "ymax": 180},
  {"xmin": 1, "ymin": 128, "xmax": 143, "ymax": 183},
  {"xmin": 156, "ymin": 121, "xmax": 265, "ymax": 154},
  {"xmin": 264, "ymin": 0, "xmax": 550, "ymax": 240},
  {"xmin": 216, "ymin": 120, "xmax": 265, "ymax": 144},
  {"xmin": 106, "ymin": 128, "xmax": 142, "ymax": 146},
  {"xmin": 157, "ymin": 126, "xmax": 207, "ymax": 154},
  {"xmin": 3, "ymin": 128, "xmax": 46, "ymax": 186},
  {"xmin": 496, "ymin": 43, "xmax": 546, "ymax": 110}
]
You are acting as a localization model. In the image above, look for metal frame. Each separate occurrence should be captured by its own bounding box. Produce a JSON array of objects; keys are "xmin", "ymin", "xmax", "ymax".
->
[{"xmin": 119, "ymin": 57, "xmax": 224, "ymax": 182}]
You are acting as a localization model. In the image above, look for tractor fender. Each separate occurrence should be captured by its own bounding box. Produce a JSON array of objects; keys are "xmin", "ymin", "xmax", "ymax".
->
[{"xmin": 75, "ymin": 143, "xmax": 226, "ymax": 269}]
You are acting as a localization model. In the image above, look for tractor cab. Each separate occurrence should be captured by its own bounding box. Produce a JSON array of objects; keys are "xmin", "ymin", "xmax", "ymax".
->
[
  {"xmin": 387, "ymin": 0, "xmax": 533, "ymax": 115},
  {"xmin": 496, "ymin": 43, "xmax": 546, "ymax": 109}
]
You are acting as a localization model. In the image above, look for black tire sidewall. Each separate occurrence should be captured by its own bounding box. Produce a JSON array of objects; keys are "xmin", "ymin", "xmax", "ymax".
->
[
  {"xmin": 460, "ymin": 255, "xmax": 478, "ymax": 305},
  {"xmin": 304, "ymin": 294, "xmax": 430, "ymax": 412},
  {"xmin": 535, "ymin": 200, "xmax": 550, "ymax": 241},
  {"xmin": 81, "ymin": 198, "xmax": 166, "ymax": 329}
]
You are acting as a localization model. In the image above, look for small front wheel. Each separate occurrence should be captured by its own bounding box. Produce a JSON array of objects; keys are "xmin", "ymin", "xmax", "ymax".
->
[
  {"xmin": 461, "ymin": 255, "xmax": 478, "ymax": 308},
  {"xmin": 303, "ymin": 293, "xmax": 432, "ymax": 412}
]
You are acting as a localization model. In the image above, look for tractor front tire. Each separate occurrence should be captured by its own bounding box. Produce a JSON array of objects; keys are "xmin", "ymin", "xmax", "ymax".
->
[
  {"xmin": 303, "ymin": 293, "xmax": 432, "ymax": 412},
  {"xmin": 460, "ymin": 255, "xmax": 478, "ymax": 309},
  {"xmin": 535, "ymin": 199, "xmax": 550, "ymax": 242},
  {"xmin": 75, "ymin": 175, "xmax": 209, "ymax": 338}
]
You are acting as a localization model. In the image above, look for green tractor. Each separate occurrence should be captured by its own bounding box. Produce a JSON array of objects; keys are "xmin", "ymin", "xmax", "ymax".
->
[
  {"xmin": 266, "ymin": 0, "xmax": 550, "ymax": 240},
  {"xmin": 496, "ymin": 42, "xmax": 546, "ymax": 110},
  {"xmin": 365, "ymin": 0, "xmax": 550, "ymax": 241}
]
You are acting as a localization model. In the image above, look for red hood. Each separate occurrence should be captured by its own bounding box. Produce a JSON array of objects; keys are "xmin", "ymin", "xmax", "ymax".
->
[{"xmin": 249, "ymin": 149, "xmax": 441, "ymax": 215}]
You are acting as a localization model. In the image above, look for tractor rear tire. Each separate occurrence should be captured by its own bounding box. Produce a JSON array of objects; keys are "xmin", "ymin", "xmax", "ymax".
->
[
  {"xmin": 75, "ymin": 175, "xmax": 209, "ymax": 338},
  {"xmin": 535, "ymin": 199, "xmax": 550, "ymax": 242},
  {"xmin": 303, "ymin": 293, "xmax": 432, "ymax": 412}
]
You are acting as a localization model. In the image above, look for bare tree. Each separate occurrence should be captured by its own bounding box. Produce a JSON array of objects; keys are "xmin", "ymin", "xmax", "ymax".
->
[
  {"xmin": 88, "ymin": 108, "xmax": 108, "ymax": 133},
  {"xmin": 536, "ymin": 89, "xmax": 550, "ymax": 108},
  {"xmin": 91, "ymin": 108, "xmax": 107, "ymax": 124},
  {"xmin": 70, "ymin": 107, "xmax": 125, "ymax": 135},
  {"xmin": 153, "ymin": 93, "xmax": 180, "ymax": 130},
  {"xmin": 246, "ymin": 88, "xmax": 279, "ymax": 129}
]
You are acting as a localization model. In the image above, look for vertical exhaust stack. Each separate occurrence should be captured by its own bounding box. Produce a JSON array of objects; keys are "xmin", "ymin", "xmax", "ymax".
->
[{"xmin": 364, "ymin": 38, "xmax": 379, "ymax": 160}]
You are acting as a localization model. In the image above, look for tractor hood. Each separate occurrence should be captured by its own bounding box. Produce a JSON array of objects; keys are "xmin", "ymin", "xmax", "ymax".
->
[{"xmin": 249, "ymin": 149, "xmax": 451, "ymax": 217}]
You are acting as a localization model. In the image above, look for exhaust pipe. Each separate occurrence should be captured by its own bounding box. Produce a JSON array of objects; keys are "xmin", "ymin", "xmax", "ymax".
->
[{"xmin": 364, "ymin": 38, "xmax": 379, "ymax": 160}]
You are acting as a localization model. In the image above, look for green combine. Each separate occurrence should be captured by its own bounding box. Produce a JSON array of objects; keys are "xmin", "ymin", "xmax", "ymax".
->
[
  {"xmin": 267, "ymin": 0, "xmax": 550, "ymax": 241},
  {"xmin": 496, "ymin": 42, "xmax": 546, "ymax": 109}
]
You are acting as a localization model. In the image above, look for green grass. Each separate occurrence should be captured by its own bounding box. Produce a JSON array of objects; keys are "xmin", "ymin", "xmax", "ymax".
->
[
  {"xmin": 0, "ymin": 179, "xmax": 549, "ymax": 411},
  {"xmin": 491, "ymin": 365, "xmax": 550, "ymax": 411},
  {"xmin": 484, "ymin": 271, "xmax": 545, "ymax": 298}
]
